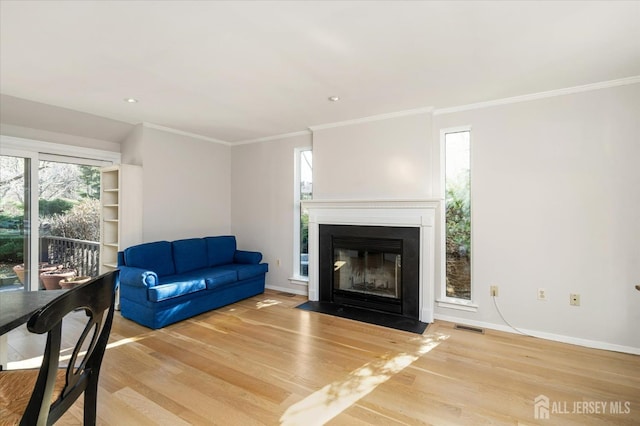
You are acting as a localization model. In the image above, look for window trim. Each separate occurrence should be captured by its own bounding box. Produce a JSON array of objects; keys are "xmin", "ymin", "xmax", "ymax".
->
[
  {"xmin": 0, "ymin": 135, "xmax": 121, "ymax": 164},
  {"xmin": 436, "ymin": 126, "xmax": 477, "ymax": 310},
  {"xmin": 291, "ymin": 146, "xmax": 311, "ymax": 281}
]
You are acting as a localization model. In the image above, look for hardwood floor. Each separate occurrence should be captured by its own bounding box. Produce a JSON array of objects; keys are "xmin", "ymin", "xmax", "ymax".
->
[{"xmin": 5, "ymin": 289, "xmax": 639, "ymax": 425}]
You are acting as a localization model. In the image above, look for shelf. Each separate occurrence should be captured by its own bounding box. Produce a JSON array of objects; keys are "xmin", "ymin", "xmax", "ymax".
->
[{"xmin": 100, "ymin": 164, "xmax": 142, "ymax": 277}]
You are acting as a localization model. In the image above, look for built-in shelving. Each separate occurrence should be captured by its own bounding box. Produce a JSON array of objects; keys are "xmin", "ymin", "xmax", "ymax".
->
[{"xmin": 99, "ymin": 164, "xmax": 143, "ymax": 309}]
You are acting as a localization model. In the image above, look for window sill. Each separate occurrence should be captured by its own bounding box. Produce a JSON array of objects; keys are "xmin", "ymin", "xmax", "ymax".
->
[
  {"xmin": 288, "ymin": 276, "xmax": 309, "ymax": 286},
  {"xmin": 436, "ymin": 298, "xmax": 478, "ymax": 312}
]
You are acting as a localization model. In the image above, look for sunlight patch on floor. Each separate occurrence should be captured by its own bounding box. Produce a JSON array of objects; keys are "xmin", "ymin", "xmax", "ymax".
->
[
  {"xmin": 106, "ymin": 335, "xmax": 145, "ymax": 349},
  {"xmin": 7, "ymin": 335, "xmax": 144, "ymax": 370},
  {"xmin": 280, "ymin": 333, "xmax": 449, "ymax": 425},
  {"xmin": 256, "ymin": 299, "xmax": 282, "ymax": 309},
  {"xmin": 8, "ymin": 355, "xmax": 44, "ymax": 369}
]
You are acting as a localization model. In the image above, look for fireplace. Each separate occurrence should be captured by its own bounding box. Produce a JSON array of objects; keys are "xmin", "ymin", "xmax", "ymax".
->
[
  {"xmin": 304, "ymin": 199, "xmax": 440, "ymax": 325},
  {"xmin": 319, "ymin": 225, "xmax": 420, "ymax": 319}
]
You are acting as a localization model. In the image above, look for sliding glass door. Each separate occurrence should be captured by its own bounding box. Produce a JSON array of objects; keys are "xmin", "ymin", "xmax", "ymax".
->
[
  {"xmin": 1, "ymin": 138, "xmax": 116, "ymax": 292},
  {"xmin": 0, "ymin": 154, "xmax": 34, "ymax": 292},
  {"xmin": 38, "ymin": 158, "xmax": 102, "ymax": 285}
]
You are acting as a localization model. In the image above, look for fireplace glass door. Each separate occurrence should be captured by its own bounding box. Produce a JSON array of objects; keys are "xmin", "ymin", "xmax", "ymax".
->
[
  {"xmin": 331, "ymin": 236, "xmax": 403, "ymax": 313},
  {"xmin": 334, "ymin": 249, "xmax": 402, "ymax": 299}
]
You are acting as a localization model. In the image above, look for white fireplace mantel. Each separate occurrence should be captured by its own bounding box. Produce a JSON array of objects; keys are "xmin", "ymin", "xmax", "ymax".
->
[{"xmin": 302, "ymin": 199, "xmax": 442, "ymax": 323}]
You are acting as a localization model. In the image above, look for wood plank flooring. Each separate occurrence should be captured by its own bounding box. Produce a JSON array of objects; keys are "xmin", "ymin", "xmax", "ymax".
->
[{"xmin": 5, "ymin": 289, "xmax": 639, "ymax": 425}]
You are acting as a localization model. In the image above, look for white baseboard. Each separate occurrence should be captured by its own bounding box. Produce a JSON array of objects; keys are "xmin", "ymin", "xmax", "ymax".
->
[
  {"xmin": 433, "ymin": 314, "xmax": 640, "ymax": 355},
  {"xmin": 265, "ymin": 284, "xmax": 309, "ymax": 296}
]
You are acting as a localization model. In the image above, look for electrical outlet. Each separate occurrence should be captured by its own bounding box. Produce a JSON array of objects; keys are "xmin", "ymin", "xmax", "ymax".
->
[
  {"xmin": 570, "ymin": 293, "xmax": 580, "ymax": 306},
  {"xmin": 537, "ymin": 288, "xmax": 547, "ymax": 301},
  {"xmin": 490, "ymin": 286, "xmax": 498, "ymax": 297}
]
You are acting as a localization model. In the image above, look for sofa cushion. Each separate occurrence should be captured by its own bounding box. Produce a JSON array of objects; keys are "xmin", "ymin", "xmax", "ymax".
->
[
  {"xmin": 205, "ymin": 236, "xmax": 236, "ymax": 267},
  {"xmin": 148, "ymin": 278, "xmax": 206, "ymax": 302},
  {"xmin": 173, "ymin": 238, "xmax": 208, "ymax": 274},
  {"xmin": 124, "ymin": 241, "xmax": 175, "ymax": 277},
  {"xmin": 228, "ymin": 263, "xmax": 269, "ymax": 281},
  {"xmin": 202, "ymin": 268, "xmax": 238, "ymax": 290},
  {"xmin": 234, "ymin": 250, "xmax": 262, "ymax": 264}
]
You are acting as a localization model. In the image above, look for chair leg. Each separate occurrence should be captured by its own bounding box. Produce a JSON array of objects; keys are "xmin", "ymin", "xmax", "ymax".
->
[{"xmin": 83, "ymin": 377, "xmax": 98, "ymax": 426}]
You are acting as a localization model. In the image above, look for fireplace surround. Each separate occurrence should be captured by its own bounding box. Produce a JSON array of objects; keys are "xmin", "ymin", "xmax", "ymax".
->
[
  {"xmin": 303, "ymin": 199, "xmax": 440, "ymax": 324},
  {"xmin": 319, "ymin": 224, "xmax": 420, "ymax": 318}
]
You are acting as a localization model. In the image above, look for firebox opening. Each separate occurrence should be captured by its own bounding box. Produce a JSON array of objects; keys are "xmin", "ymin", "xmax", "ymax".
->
[{"xmin": 319, "ymin": 224, "xmax": 420, "ymax": 320}]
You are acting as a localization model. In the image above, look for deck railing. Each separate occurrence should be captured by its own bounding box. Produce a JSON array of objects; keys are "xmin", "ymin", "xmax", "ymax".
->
[{"xmin": 40, "ymin": 236, "xmax": 100, "ymax": 277}]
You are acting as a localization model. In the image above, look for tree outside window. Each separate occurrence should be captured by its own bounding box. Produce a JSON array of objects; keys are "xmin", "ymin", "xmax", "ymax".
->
[{"xmin": 444, "ymin": 131, "xmax": 471, "ymax": 300}]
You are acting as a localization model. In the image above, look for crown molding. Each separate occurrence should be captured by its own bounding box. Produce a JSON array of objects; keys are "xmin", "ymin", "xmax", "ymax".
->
[
  {"xmin": 142, "ymin": 122, "xmax": 230, "ymax": 146},
  {"xmin": 143, "ymin": 76, "xmax": 639, "ymax": 145},
  {"xmin": 233, "ymin": 129, "xmax": 312, "ymax": 146},
  {"xmin": 433, "ymin": 75, "xmax": 640, "ymax": 116},
  {"xmin": 308, "ymin": 106, "xmax": 435, "ymax": 132}
]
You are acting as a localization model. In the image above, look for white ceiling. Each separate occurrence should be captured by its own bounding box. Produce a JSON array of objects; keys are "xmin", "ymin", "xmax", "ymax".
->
[{"xmin": 1, "ymin": 1, "xmax": 639, "ymax": 144}]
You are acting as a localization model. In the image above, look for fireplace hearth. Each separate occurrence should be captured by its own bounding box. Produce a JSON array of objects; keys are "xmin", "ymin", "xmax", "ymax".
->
[{"xmin": 319, "ymin": 224, "xmax": 420, "ymax": 320}]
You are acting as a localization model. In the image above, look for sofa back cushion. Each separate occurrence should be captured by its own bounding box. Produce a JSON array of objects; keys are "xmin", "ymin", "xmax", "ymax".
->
[
  {"xmin": 124, "ymin": 241, "xmax": 175, "ymax": 277},
  {"xmin": 205, "ymin": 236, "xmax": 236, "ymax": 267},
  {"xmin": 173, "ymin": 238, "xmax": 208, "ymax": 274}
]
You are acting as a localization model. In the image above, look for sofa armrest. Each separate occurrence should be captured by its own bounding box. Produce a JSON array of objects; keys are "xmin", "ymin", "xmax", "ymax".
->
[
  {"xmin": 119, "ymin": 266, "xmax": 159, "ymax": 288},
  {"xmin": 234, "ymin": 250, "xmax": 263, "ymax": 264}
]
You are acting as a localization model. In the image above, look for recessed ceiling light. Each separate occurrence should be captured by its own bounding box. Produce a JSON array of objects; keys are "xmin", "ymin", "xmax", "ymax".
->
[
  {"xmin": 124, "ymin": 97, "xmax": 138, "ymax": 103},
  {"xmin": 328, "ymin": 96, "xmax": 340, "ymax": 102}
]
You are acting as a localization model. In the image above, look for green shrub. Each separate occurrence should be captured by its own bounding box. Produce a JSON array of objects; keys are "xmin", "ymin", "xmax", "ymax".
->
[
  {"xmin": 78, "ymin": 165, "xmax": 101, "ymax": 199},
  {"xmin": 0, "ymin": 235, "xmax": 24, "ymax": 262},
  {"xmin": 47, "ymin": 198, "xmax": 100, "ymax": 242},
  {"xmin": 39, "ymin": 198, "xmax": 74, "ymax": 216},
  {"xmin": 301, "ymin": 212, "xmax": 309, "ymax": 253},
  {"xmin": 445, "ymin": 172, "xmax": 471, "ymax": 257},
  {"xmin": 0, "ymin": 213, "xmax": 23, "ymax": 230}
]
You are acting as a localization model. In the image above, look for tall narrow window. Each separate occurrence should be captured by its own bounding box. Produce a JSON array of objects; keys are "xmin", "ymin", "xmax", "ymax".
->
[
  {"xmin": 444, "ymin": 130, "xmax": 471, "ymax": 300},
  {"xmin": 294, "ymin": 148, "xmax": 312, "ymax": 278}
]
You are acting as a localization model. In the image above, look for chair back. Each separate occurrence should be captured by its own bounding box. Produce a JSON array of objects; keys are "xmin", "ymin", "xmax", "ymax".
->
[{"xmin": 21, "ymin": 270, "xmax": 118, "ymax": 426}]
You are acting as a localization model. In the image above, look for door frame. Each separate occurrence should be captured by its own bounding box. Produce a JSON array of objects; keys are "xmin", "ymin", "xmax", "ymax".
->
[{"xmin": 1, "ymin": 135, "xmax": 120, "ymax": 291}]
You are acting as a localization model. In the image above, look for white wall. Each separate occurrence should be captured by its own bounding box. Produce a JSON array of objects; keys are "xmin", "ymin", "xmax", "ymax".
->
[
  {"xmin": 0, "ymin": 94, "xmax": 130, "ymax": 151},
  {"xmin": 230, "ymin": 111, "xmax": 434, "ymax": 295},
  {"xmin": 0, "ymin": 119, "xmax": 231, "ymax": 243},
  {"xmin": 231, "ymin": 83, "xmax": 639, "ymax": 352},
  {"xmin": 433, "ymin": 83, "xmax": 640, "ymax": 351},
  {"xmin": 123, "ymin": 126, "xmax": 232, "ymax": 242},
  {"xmin": 230, "ymin": 133, "xmax": 312, "ymax": 294},
  {"xmin": 313, "ymin": 112, "xmax": 433, "ymax": 200},
  {"xmin": 120, "ymin": 123, "xmax": 144, "ymax": 165}
]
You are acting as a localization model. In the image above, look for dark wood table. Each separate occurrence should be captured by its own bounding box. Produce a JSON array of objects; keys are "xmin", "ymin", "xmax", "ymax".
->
[{"xmin": 0, "ymin": 289, "xmax": 66, "ymax": 369}]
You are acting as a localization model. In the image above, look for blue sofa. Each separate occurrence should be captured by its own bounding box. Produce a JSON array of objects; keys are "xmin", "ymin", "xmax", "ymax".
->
[{"xmin": 118, "ymin": 236, "xmax": 268, "ymax": 329}]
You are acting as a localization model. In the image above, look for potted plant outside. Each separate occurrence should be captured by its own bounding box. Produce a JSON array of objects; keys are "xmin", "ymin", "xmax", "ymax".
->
[
  {"xmin": 40, "ymin": 267, "xmax": 77, "ymax": 290},
  {"xmin": 12, "ymin": 263, "xmax": 60, "ymax": 286},
  {"xmin": 59, "ymin": 275, "xmax": 91, "ymax": 289}
]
